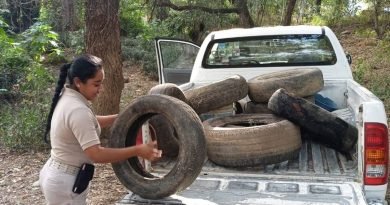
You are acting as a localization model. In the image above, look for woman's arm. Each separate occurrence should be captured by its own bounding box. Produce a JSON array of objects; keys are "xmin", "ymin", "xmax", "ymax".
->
[
  {"xmin": 84, "ymin": 141, "xmax": 162, "ymax": 163},
  {"xmin": 96, "ymin": 114, "xmax": 118, "ymax": 128}
]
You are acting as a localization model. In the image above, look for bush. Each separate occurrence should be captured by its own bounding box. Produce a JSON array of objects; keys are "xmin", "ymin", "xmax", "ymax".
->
[
  {"xmin": 352, "ymin": 40, "xmax": 390, "ymax": 124},
  {"xmin": 119, "ymin": 0, "xmax": 146, "ymax": 37},
  {"xmin": 19, "ymin": 22, "xmax": 63, "ymax": 62},
  {"xmin": 0, "ymin": 21, "xmax": 59, "ymax": 151},
  {"xmin": 0, "ymin": 62, "xmax": 53, "ymax": 151},
  {"xmin": 121, "ymin": 36, "xmax": 158, "ymax": 79},
  {"xmin": 0, "ymin": 101, "xmax": 50, "ymax": 150},
  {"xmin": 66, "ymin": 29, "xmax": 85, "ymax": 54},
  {"xmin": 0, "ymin": 27, "xmax": 31, "ymax": 92}
]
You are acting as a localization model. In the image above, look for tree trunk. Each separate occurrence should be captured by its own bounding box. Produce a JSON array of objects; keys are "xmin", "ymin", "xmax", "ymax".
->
[
  {"xmin": 315, "ymin": 0, "xmax": 322, "ymax": 14},
  {"xmin": 155, "ymin": 0, "xmax": 254, "ymax": 28},
  {"xmin": 373, "ymin": 0, "xmax": 387, "ymax": 39},
  {"xmin": 258, "ymin": 0, "xmax": 267, "ymax": 26},
  {"xmin": 60, "ymin": 0, "xmax": 81, "ymax": 46},
  {"xmin": 282, "ymin": 0, "xmax": 297, "ymax": 26},
  {"xmin": 85, "ymin": 0, "xmax": 124, "ymax": 143},
  {"xmin": 297, "ymin": 0, "xmax": 306, "ymax": 24},
  {"xmin": 234, "ymin": 0, "xmax": 254, "ymax": 28},
  {"xmin": 5, "ymin": 0, "xmax": 40, "ymax": 33},
  {"xmin": 61, "ymin": 0, "xmax": 80, "ymax": 31}
]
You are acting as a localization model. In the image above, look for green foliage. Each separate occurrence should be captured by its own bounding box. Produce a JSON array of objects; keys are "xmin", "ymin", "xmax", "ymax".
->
[
  {"xmin": 121, "ymin": 19, "xmax": 175, "ymax": 78},
  {"xmin": 0, "ymin": 27, "xmax": 30, "ymax": 91},
  {"xmin": 19, "ymin": 22, "xmax": 63, "ymax": 61},
  {"xmin": 160, "ymin": 10, "xmax": 234, "ymax": 41},
  {"xmin": 21, "ymin": 63, "xmax": 54, "ymax": 93},
  {"xmin": 355, "ymin": 28, "xmax": 377, "ymax": 38},
  {"xmin": 0, "ymin": 99, "xmax": 50, "ymax": 150},
  {"xmin": 310, "ymin": 15, "xmax": 328, "ymax": 26},
  {"xmin": 66, "ymin": 29, "xmax": 85, "ymax": 54},
  {"xmin": 0, "ymin": 63, "xmax": 53, "ymax": 151},
  {"xmin": 0, "ymin": 10, "xmax": 9, "ymax": 30},
  {"xmin": 352, "ymin": 39, "xmax": 390, "ymax": 123},
  {"xmin": 353, "ymin": 59, "xmax": 369, "ymax": 83},
  {"xmin": 0, "ymin": 63, "xmax": 52, "ymax": 151},
  {"xmin": 119, "ymin": 0, "xmax": 146, "ymax": 37},
  {"xmin": 0, "ymin": 21, "xmax": 58, "ymax": 151},
  {"xmin": 121, "ymin": 36, "xmax": 158, "ymax": 79},
  {"xmin": 38, "ymin": 0, "xmax": 63, "ymax": 31}
]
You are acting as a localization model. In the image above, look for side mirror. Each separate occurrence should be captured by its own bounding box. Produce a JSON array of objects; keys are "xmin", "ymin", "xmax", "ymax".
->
[{"xmin": 346, "ymin": 53, "xmax": 352, "ymax": 65}]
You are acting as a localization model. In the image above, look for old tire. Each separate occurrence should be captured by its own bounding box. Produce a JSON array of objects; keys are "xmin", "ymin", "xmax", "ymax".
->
[
  {"xmin": 268, "ymin": 88, "xmax": 358, "ymax": 154},
  {"xmin": 148, "ymin": 83, "xmax": 186, "ymax": 157},
  {"xmin": 184, "ymin": 75, "xmax": 248, "ymax": 114},
  {"xmin": 247, "ymin": 68, "xmax": 324, "ymax": 103},
  {"xmin": 148, "ymin": 115, "xmax": 179, "ymax": 157},
  {"xmin": 148, "ymin": 83, "xmax": 188, "ymax": 104},
  {"xmin": 243, "ymin": 101, "xmax": 273, "ymax": 114},
  {"xmin": 203, "ymin": 114, "xmax": 301, "ymax": 167},
  {"xmin": 109, "ymin": 95, "xmax": 206, "ymax": 199}
]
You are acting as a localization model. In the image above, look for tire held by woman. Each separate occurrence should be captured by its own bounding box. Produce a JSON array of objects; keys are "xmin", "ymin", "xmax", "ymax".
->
[{"xmin": 110, "ymin": 95, "xmax": 206, "ymax": 199}]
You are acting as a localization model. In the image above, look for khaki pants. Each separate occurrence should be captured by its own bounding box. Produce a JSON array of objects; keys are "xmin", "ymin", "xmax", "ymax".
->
[{"xmin": 39, "ymin": 158, "xmax": 89, "ymax": 205}]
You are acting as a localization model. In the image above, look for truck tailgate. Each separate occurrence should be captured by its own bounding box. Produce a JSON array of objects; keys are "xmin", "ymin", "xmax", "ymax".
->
[{"xmin": 118, "ymin": 175, "xmax": 366, "ymax": 205}]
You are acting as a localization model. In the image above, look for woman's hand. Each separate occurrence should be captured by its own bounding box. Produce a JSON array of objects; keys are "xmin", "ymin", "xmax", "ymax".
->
[
  {"xmin": 137, "ymin": 141, "xmax": 162, "ymax": 161},
  {"xmin": 84, "ymin": 140, "xmax": 162, "ymax": 164}
]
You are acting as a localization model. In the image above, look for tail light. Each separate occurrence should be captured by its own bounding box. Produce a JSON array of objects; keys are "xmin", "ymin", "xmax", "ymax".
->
[{"xmin": 364, "ymin": 123, "xmax": 389, "ymax": 185}]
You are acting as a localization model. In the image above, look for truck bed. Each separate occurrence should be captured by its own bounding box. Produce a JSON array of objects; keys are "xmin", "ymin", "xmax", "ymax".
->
[
  {"xmin": 150, "ymin": 138, "xmax": 357, "ymax": 182},
  {"xmin": 201, "ymin": 139, "xmax": 357, "ymax": 179},
  {"xmin": 156, "ymin": 107, "xmax": 358, "ymax": 180}
]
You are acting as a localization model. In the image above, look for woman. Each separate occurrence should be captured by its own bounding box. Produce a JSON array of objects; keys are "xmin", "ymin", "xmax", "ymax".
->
[{"xmin": 39, "ymin": 54, "xmax": 161, "ymax": 204}]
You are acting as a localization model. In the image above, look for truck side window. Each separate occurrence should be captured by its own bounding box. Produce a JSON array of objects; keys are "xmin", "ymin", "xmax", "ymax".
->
[{"xmin": 160, "ymin": 41, "xmax": 198, "ymax": 70}]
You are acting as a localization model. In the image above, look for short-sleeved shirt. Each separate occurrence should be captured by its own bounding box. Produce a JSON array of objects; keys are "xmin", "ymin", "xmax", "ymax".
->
[{"xmin": 50, "ymin": 86, "xmax": 101, "ymax": 167}]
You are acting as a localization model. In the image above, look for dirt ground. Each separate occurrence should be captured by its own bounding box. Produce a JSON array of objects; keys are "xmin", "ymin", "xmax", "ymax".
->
[{"xmin": 0, "ymin": 31, "xmax": 389, "ymax": 204}]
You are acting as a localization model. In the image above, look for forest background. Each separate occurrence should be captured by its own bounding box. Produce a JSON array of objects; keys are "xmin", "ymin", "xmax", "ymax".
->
[{"xmin": 0, "ymin": 0, "xmax": 389, "ymax": 203}]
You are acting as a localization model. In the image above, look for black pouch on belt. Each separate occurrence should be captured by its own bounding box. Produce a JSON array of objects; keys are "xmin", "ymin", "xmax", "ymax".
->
[{"xmin": 72, "ymin": 163, "xmax": 95, "ymax": 194}]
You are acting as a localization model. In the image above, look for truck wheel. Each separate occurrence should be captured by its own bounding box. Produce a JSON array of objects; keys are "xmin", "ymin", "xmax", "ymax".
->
[
  {"xmin": 109, "ymin": 95, "xmax": 206, "ymax": 199},
  {"xmin": 184, "ymin": 75, "xmax": 248, "ymax": 114},
  {"xmin": 147, "ymin": 83, "xmax": 187, "ymax": 157},
  {"xmin": 247, "ymin": 68, "xmax": 324, "ymax": 103},
  {"xmin": 268, "ymin": 88, "xmax": 358, "ymax": 154},
  {"xmin": 203, "ymin": 114, "xmax": 301, "ymax": 167}
]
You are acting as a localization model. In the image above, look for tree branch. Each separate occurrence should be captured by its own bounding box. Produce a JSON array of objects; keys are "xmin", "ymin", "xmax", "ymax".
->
[{"xmin": 155, "ymin": 0, "xmax": 240, "ymax": 14}]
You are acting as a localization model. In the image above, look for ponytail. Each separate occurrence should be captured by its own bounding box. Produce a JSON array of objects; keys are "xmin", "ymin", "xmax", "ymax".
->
[{"xmin": 44, "ymin": 63, "xmax": 71, "ymax": 143}]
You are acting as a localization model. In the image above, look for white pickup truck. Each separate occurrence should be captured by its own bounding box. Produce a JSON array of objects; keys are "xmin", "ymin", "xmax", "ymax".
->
[{"xmin": 118, "ymin": 26, "xmax": 389, "ymax": 205}]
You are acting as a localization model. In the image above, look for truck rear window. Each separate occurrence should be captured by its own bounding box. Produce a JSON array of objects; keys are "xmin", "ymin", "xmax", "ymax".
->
[{"xmin": 203, "ymin": 34, "xmax": 337, "ymax": 68}]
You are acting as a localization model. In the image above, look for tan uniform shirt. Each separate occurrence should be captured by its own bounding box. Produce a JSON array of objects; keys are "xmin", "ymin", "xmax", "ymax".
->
[{"xmin": 50, "ymin": 86, "xmax": 101, "ymax": 167}]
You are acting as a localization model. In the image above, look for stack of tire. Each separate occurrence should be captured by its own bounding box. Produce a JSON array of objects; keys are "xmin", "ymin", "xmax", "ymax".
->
[
  {"xmin": 204, "ymin": 68, "xmax": 322, "ymax": 167},
  {"xmin": 142, "ymin": 68, "xmax": 358, "ymax": 168},
  {"xmin": 109, "ymin": 67, "xmax": 358, "ymax": 199},
  {"xmin": 202, "ymin": 68, "xmax": 357, "ymax": 167}
]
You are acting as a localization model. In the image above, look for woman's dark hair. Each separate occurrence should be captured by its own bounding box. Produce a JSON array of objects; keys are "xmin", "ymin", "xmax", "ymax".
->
[{"xmin": 44, "ymin": 54, "xmax": 103, "ymax": 143}]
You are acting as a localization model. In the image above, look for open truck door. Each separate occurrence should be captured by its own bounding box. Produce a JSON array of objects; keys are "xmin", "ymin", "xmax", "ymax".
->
[{"xmin": 155, "ymin": 38, "xmax": 200, "ymax": 85}]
